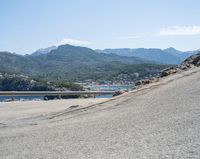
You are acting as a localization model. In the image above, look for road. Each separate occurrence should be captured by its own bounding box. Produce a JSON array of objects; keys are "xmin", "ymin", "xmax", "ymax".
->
[{"xmin": 0, "ymin": 67, "xmax": 200, "ymax": 159}]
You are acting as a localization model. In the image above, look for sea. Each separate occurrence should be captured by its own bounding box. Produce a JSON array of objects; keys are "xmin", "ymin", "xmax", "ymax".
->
[
  {"xmin": 87, "ymin": 85, "xmax": 134, "ymax": 98},
  {"xmin": 0, "ymin": 85, "xmax": 134, "ymax": 101}
]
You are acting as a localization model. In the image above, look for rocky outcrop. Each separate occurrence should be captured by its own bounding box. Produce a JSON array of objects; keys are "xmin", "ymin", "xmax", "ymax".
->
[
  {"xmin": 160, "ymin": 67, "xmax": 177, "ymax": 77},
  {"xmin": 179, "ymin": 51, "xmax": 200, "ymax": 69},
  {"xmin": 135, "ymin": 79, "xmax": 150, "ymax": 86},
  {"xmin": 134, "ymin": 77, "xmax": 159, "ymax": 87},
  {"xmin": 0, "ymin": 73, "xmax": 56, "ymax": 91},
  {"xmin": 157, "ymin": 51, "xmax": 200, "ymax": 78},
  {"xmin": 113, "ymin": 90, "xmax": 125, "ymax": 97},
  {"xmin": 159, "ymin": 51, "xmax": 200, "ymax": 78},
  {"xmin": 134, "ymin": 66, "xmax": 177, "ymax": 87},
  {"xmin": 133, "ymin": 51, "xmax": 200, "ymax": 89}
]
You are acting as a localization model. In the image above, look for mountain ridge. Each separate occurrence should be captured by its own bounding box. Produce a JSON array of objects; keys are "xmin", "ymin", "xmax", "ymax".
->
[
  {"xmin": 1, "ymin": 44, "xmax": 161, "ymax": 83},
  {"xmin": 96, "ymin": 47, "xmax": 197, "ymax": 64},
  {"xmin": 1, "ymin": 44, "xmax": 195, "ymax": 83}
]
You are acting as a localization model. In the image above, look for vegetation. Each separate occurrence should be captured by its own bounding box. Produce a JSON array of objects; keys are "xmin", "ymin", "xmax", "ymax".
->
[
  {"xmin": 97, "ymin": 47, "xmax": 197, "ymax": 64},
  {"xmin": 82, "ymin": 63, "xmax": 173, "ymax": 84},
  {"xmin": 0, "ymin": 45, "xmax": 148, "ymax": 79},
  {"xmin": 0, "ymin": 73, "xmax": 83, "ymax": 91},
  {"xmin": 0, "ymin": 45, "xmax": 174, "ymax": 89},
  {"xmin": 0, "ymin": 73, "xmax": 53, "ymax": 91}
]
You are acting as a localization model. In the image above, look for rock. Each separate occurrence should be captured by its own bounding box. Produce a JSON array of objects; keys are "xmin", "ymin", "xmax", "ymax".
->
[
  {"xmin": 113, "ymin": 90, "xmax": 125, "ymax": 97},
  {"xmin": 141, "ymin": 79, "xmax": 151, "ymax": 85},
  {"xmin": 150, "ymin": 77, "xmax": 159, "ymax": 83},
  {"xmin": 135, "ymin": 79, "xmax": 152, "ymax": 86},
  {"xmin": 180, "ymin": 52, "xmax": 200, "ymax": 69},
  {"xmin": 160, "ymin": 67, "xmax": 177, "ymax": 77},
  {"xmin": 3, "ymin": 98, "xmax": 15, "ymax": 102},
  {"xmin": 179, "ymin": 65, "xmax": 188, "ymax": 70},
  {"xmin": 135, "ymin": 80, "xmax": 143, "ymax": 86},
  {"xmin": 69, "ymin": 105, "xmax": 79, "ymax": 109},
  {"xmin": 44, "ymin": 96, "xmax": 49, "ymax": 100}
]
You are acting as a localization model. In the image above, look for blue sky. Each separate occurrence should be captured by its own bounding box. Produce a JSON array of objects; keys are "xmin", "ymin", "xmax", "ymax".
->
[{"xmin": 1, "ymin": 0, "xmax": 200, "ymax": 54}]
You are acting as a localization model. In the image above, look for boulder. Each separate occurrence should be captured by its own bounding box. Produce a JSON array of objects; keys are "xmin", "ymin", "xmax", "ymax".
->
[
  {"xmin": 180, "ymin": 51, "xmax": 200, "ymax": 69},
  {"xmin": 142, "ymin": 79, "xmax": 151, "ymax": 85},
  {"xmin": 179, "ymin": 51, "xmax": 200, "ymax": 70},
  {"xmin": 134, "ymin": 79, "xmax": 152, "ymax": 87},
  {"xmin": 160, "ymin": 67, "xmax": 177, "ymax": 77},
  {"xmin": 113, "ymin": 90, "xmax": 125, "ymax": 97},
  {"xmin": 179, "ymin": 65, "xmax": 188, "ymax": 70},
  {"xmin": 135, "ymin": 80, "xmax": 143, "ymax": 86},
  {"xmin": 150, "ymin": 77, "xmax": 159, "ymax": 83}
]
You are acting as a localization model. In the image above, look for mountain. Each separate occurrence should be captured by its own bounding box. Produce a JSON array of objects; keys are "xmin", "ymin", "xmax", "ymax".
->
[
  {"xmin": 96, "ymin": 47, "xmax": 197, "ymax": 64},
  {"xmin": 32, "ymin": 46, "xmax": 57, "ymax": 56},
  {"xmin": 0, "ymin": 72, "xmax": 84, "ymax": 92},
  {"xmin": 0, "ymin": 51, "xmax": 36, "ymax": 74},
  {"xmin": 0, "ymin": 72, "xmax": 55, "ymax": 91},
  {"xmin": 1, "ymin": 44, "xmax": 160, "ymax": 83},
  {"xmin": 163, "ymin": 47, "xmax": 196, "ymax": 60}
]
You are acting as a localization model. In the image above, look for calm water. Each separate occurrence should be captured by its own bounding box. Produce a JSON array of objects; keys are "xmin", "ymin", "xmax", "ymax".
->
[
  {"xmin": 0, "ymin": 85, "xmax": 134, "ymax": 101},
  {"xmin": 88, "ymin": 85, "xmax": 133, "ymax": 91},
  {"xmin": 87, "ymin": 85, "xmax": 134, "ymax": 98}
]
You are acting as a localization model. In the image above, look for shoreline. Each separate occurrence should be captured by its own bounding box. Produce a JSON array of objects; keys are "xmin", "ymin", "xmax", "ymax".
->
[{"xmin": 0, "ymin": 66, "xmax": 198, "ymax": 103}]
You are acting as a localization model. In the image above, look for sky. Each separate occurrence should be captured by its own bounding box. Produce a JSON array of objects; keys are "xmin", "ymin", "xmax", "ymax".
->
[{"xmin": 1, "ymin": 0, "xmax": 200, "ymax": 54}]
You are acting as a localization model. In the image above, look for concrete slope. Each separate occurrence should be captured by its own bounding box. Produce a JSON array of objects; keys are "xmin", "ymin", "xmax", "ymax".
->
[{"xmin": 1, "ymin": 68, "xmax": 200, "ymax": 159}]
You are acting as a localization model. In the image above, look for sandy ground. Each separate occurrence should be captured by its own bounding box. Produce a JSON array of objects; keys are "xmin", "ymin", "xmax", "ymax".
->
[
  {"xmin": 0, "ymin": 67, "xmax": 200, "ymax": 159},
  {"xmin": 0, "ymin": 98, "xmax": 108, "ymax": 128}
]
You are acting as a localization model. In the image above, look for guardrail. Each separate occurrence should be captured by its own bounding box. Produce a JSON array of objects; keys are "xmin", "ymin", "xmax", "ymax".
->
[{"xmin": 0, "ymin": 91, "xmax": 115, "ymax": 96}]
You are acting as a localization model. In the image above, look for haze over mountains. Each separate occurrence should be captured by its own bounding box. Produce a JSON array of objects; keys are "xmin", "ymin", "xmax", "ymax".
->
[
  {"xmin": 33, "ymin": 46, "xmax": 197, "ymax": 64},
  {"xmin": 96, "ymin": 47, "xmax": 197, "ymax": 64},
  {"xmin": 0, "ymin": 44, "xmax": 196, "ymax": 83},
  {"xmin": 32, "ymin": 46, "xmax": 57, "ymax": 56}
]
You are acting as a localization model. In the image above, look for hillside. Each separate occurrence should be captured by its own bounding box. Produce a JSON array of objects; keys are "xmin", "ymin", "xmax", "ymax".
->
[
  {"xmin": 0, "ymin": 45, "xmax": 167, "ymax": 83},
  {"xmin": 0, "ymin": 73, "xmax": 55, "ymax": 91},
  {"xmin": 96, "ymin": 47, "xmax": 197, "ymax": 64},
  {"xmin": 86, "ymin": 63, "xmax": 170, "ymax": 84},
  {"xmin": 0, "ymin": 72, "xmax": 84, "ymax": 91},
  {"xmin": 32, "ymin": 46, "xmax": 57, "ymax": 56}
]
